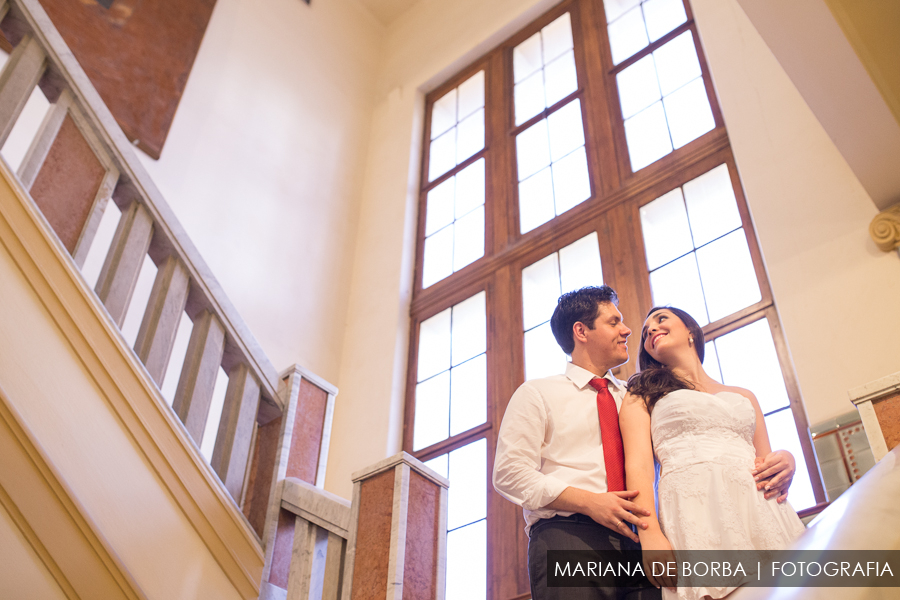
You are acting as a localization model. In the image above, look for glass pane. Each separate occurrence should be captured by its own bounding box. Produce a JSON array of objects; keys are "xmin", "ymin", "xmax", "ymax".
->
[
  {"xmin": 547, "ymin": 99, "xmax": 585, "ymax": 162},
  {"xmin": 765, "ymin": 409, "xmax": 816, "ymax": 510},
  {"xmin": 696, "ymin": 229, "xmax": 760, "ymax": 321},
  {"xmin": 424, "ymin": 454, "xmax": 448, "ymax": 479},
  {"xmin": 608, "ymin": 6, "xmax": 649, "ymax": 65},
  {"xmin": 450, "ymin": 355, "xmax": 487, "ymax": 436},
  {"xmin": 642, "ymin": 0, "xmax": 687, "ymax": 42},
  {"xmin": 514, "ymin": 71, "xmax": 546, "ymax": 126},
  {"xmin": 516, "ymin": 119, "xmax": 552, "ymax": 181},
  {"xmin": 525, "ymin": 322, "xmax": 568, "ymax": 378},
  {"xmin": 453, "ymin": 206, "xmax": 484, "ymax": 271},
  {"xmin": 456, "ymin": 108, "xmax": 484, "ymax": 164},
  {"xmin": 703, "ymin": 340, "xmax": 723, "ymax": 383},
  {"xmin": 653, "ymin": 32, "xmax": 701, "ymax": 96},
  {"xmin": 542, "ymin": 12, "xmax": 574, "ymax": 63},
  {"xmin": 559, "ymin": 232, "xmax": 603, "ymax": 294},
  {"xmin": 649, "ymin": 253, "xmax": 709, "ymax": 326},
  {"xmin": 431, "ymin": 89, "xmax": 457, "ymax": 140},
  {"xmin": 544, "ymin": 50, "xmax": 578, "ymax": 108},
  {"xmin": 522, "ymin": 253, "xmax": 561, "ymax": 331},
  {"xmin": 519, "ymin": 168, "xmax": 555, "ymax": 234},
  {"xmin": 425, "ymin": 177, "xmax": 455, "ymax": 237},
  {"xmin": 617, "ymin": 55, "xmax": 661, "ymax": 119},
  {"xmin": 446, "ymin": 520, "xmax": 486, "ymax": 600},
  {"xmin": 457, "ymin": 71, "xmax": 485, "ymax": 120},
  {"xmin": 624, "ymin": 101, "xmax": 672, "ymax": 171},
  {"xmin": 640, "ymin": 188, "xmax": 694, "ymax": 270},
  {"xmin": 418, "ymin": 308, "xmax": 451, "ymax": 381},
  {"xmin": 552, "ymin": 146, "xmax": 591, "ymax": 214},
  {"xmin": 663, "ymin": 78, "xmax": 715, "ymax": 149},
  {"xmin": 455, "ymin": 159, "xmax": 486, "ymax": 218},
  {"xmin": 423, "ymin": 226, "xmax": 454, "ymax": 288},
  {"xmin": 429, "ymin": 128, "xmax": 457, "ymax": 181},
  {"xmin": 414, "ymin": 371, "xmax": 450, "ymax": 450},
  {"xmin": 683, "ymin": 164, "xmax": 742, "ymax": 247},
  {"xmin": 451, "ymin": 291, "xmax": 486, "ymax": 366},
  {"xmin": 604, "ymin": 0, "xmax": 642, "ymax": 23},
  {"xmin": 514, "ymin": 32, "xmax": 543, "ymax": 84},
  {"xmin": 448, "ymin": 439, "xmax": 487, "ymax": 529},
  {"xmin": 714, "ymin": 318, "xmax": 790, "ymax": 414}
]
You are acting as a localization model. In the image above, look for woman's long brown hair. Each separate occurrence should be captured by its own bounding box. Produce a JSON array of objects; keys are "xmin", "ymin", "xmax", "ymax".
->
[{"xmin": 626, "ymin": 306, "xmax": 705, "ymax": 414}]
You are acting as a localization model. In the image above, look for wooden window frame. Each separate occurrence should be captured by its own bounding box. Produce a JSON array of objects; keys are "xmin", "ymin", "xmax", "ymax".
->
[{"xmin": 405, "ymin": 2, "xmax": 826, "ymax": 598}]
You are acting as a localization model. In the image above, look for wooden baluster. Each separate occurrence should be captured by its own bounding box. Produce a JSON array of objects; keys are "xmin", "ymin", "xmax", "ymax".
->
[
  {"xmin": 343, "ymin": 453, "xmax": 449, "ymax": 600},
  {"xmin": 95, "ymin": 199, "xmax": 154, "ymax": 327},
  {"xmin": 287, "ymin": 518, "xmax": 330, "ymax": 600},
  {"xmin": 134, "ymin": 255, "xmax": 189, "ymax": 384},
  {"xmin": 212, "ymin": 362, "xmax": 260, "ymax": 501},
  {"xmin": 0, "ymin": 33, "xmax": 46, "ymax": 146},
  {"xmin": 17, "ymin": 92, "xmax": 68, "ymax": 190},
  {"xmin": 322, "ymin": 531, "xmax": 346, "ymax": 600},
  {"xmin": 173, "ymin": 309, "xmax": 225, "ymax": 444}
]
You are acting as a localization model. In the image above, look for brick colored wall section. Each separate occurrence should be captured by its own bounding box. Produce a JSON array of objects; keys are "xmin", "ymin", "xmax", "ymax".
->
[
  {"xmin": 402, "ymin": 470, "xmax": 439, "ymax": 600},
  {"xmin": 351, "ymin": 469, "xmax": 394, "ymax": 600},
  {"xmin": 36, "ymin": 0, "xmax": 217, "ymax": 159},
  {"xmin": 30, "ymin": 115, "xmax": 105, "ymax": 254},
  {"xmin": 286, "ymin": 378, "xmax": 328, "ymax": 483},
  {"xmin": 873, "ymin": 392, "xmax": 900, "ymax": 451}
]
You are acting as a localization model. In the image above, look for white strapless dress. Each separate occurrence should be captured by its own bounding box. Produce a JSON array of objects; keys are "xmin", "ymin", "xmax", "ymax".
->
[{"xmin": 651, "ymin": 389, "xmax": 806, "ymax": 600}]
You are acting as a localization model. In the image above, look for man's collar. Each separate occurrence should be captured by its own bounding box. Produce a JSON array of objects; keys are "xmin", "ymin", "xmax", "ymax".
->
[{"xmin": 565, "ymin": 362, "xmax": 626, "ymax": 393}]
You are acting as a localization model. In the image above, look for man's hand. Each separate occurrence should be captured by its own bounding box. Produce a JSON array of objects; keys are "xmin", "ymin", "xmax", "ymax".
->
[
  {"xmin": 752, "ymin": 450, "xmax": 795, "ymax": 503},
  {"xmin": 640, "ymin": 530, "xmax": 677, "ymax": 589},
  {"xmin": 581, "ymin": 490, "xmax": 651, "ymax": 543}
]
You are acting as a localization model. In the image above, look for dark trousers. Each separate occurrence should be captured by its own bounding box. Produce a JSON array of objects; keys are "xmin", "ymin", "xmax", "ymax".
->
[{"xmin": 528, "ymin": 514, "xmax": 661, "ymax": 600}]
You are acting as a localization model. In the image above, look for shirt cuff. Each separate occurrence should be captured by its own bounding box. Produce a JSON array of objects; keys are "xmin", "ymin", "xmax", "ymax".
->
[{"xmin": 537, "ymin": 475, "xmax": 569, "ymax": 509}]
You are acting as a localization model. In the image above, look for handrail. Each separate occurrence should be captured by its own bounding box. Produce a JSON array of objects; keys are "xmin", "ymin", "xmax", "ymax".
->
[
  {"xmin": 0, "ymin": 0, "xmax": 291, "ymax": 516},
  {"xmin": 281, "ymin": 478, "xmax": 351, "ymax": 537},
  {"xmin": 0, "ymin": 0, "xmax": 281, "ymax": 416}
]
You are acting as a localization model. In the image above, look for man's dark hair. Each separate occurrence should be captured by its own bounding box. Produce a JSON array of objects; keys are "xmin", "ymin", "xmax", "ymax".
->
[{"xmin": 549, "ymin": 286, "xmax": 619, "ymax": 354}]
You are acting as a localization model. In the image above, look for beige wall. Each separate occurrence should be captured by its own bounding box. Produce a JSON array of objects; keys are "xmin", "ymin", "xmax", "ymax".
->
[
  {"xmin": 136, "ymin": 0, "xmax": 384, "ymax": 383},
  {"xmin": 0, "ymin": 164, "xmax": 259, "ymax": 598},
  {"xmin": 325, "ymin": 0, "xmax": 900, "ymax": 497},
  {"xmin": 0, "ymin": 503, "xmax": 69, "ymax": 600}
]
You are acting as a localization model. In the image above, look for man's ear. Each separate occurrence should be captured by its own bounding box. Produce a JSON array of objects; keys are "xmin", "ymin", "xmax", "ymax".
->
[{"xmin": 572, "ymin": 321, "xmax": 588, "ymax": 343}]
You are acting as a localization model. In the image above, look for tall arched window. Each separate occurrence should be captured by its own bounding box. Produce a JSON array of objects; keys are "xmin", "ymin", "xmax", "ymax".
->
[{"xmin": 405, "ymin": 1, "xmax": 826, "ymax": 597}]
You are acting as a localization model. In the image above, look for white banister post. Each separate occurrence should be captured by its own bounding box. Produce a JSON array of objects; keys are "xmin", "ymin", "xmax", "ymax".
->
[
  {"xmin": 134, "ymin": 254, "xmax": 189, "ymax": 384},
  {"xmin": 95, "ymin": 199, "xmax": 154, "ymax": 326},
  {"xmin": 172, "ymin": 309, "xmax": 225, "ymax": 443},
  {"xmin": 0, "ymin": 33, "xmax": 46, "ymax": 146},
  {"xmin": 286, "ymin": 518, "xmax": 330, "ymax": 600},
  {"xmin": 211, "ymin": 362, "xmax": 260, "ymax": 501}
]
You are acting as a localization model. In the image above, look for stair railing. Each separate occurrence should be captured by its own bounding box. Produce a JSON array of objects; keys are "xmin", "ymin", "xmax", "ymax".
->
[{"xmin": 0, "ymin": 0, "xmax": 281, "ymax": 510}]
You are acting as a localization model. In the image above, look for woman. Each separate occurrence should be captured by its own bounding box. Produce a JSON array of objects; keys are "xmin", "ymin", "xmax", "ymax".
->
[{"xmin": 619, "ymin": 306, "xmax": 805, "ymax": 599}]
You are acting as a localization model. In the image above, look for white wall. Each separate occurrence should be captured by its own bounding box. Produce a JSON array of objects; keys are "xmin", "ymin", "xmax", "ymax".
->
[
  {"xmin": 691, "ymin": 0, "xmax": 900, "ymax": 425},
  {"xmin": 136, "ymin": 0, "xmax": 384, "ymax": 384}
]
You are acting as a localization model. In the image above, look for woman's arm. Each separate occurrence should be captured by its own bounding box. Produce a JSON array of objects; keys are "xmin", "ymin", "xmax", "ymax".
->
[
  {"xmin": 619, "ymin": 392, "xmax": 675, "ymax": 589},
  {"xmin": 736, "ymin": 387, "xmax": 795, "ymax": 503}
]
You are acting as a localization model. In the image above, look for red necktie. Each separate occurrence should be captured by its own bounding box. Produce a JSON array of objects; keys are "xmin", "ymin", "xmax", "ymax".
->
[{"xmin": 589, "ymin": 377, "xmax": 625, "ymax": 492}]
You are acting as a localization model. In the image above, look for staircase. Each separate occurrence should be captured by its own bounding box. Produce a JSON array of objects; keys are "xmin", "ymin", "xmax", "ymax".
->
[{"xmin": 0, "ymin": 1, "xmax": 447, "ymax": 598}]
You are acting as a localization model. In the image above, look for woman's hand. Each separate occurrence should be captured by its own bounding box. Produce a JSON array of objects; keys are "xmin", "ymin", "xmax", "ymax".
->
[
  {"xmin": 752, "ymin": 449, "xmax": 795, "ymax": 503},
  {"xmin": 640, "ymin": 530, "xmax": 678, "ymax": 589}
]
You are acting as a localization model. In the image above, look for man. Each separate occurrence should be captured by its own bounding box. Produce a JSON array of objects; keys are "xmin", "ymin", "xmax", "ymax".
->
[
  {"xmin": 493, "ymin": 286, "xmax": 659, "ymax": 599},
  {"xmin": 493, "ymin": 286, "xmax": 795, "ymax": 599}
]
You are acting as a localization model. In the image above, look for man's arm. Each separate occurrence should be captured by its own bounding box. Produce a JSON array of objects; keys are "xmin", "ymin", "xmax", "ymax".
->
[{"xmin": 492, "ymin": 383, "xmax": 650, "ymax": 544}]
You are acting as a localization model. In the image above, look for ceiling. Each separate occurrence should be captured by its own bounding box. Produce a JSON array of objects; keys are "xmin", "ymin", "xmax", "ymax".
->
[{"xmin": 355, "ymin": 0, "xmax": 421, "ymax": 26}]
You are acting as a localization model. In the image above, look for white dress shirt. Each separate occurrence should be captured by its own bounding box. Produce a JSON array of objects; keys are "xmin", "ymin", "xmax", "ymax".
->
[{"xmin": 492, "ymin": 362, "xmax": 626, "ymax": 536}]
